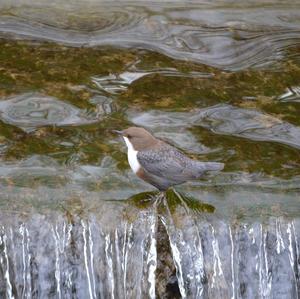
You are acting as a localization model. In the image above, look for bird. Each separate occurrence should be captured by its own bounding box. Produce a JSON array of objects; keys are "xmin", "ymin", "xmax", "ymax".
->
[{"xmin": 113, "ymin": 127, "xmax": 224, "ymax": 191}]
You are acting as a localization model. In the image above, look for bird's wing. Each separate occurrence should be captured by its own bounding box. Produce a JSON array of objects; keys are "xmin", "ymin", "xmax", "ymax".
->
[{"xmin": 137, "ymin": 145, "xmax": 199, "ymax": 184}]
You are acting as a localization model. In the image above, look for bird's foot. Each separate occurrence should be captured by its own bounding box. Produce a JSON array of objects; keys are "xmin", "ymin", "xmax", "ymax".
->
[{"xmin": 153, "ymin": 192, "xmax": 166, "ymax": 207}]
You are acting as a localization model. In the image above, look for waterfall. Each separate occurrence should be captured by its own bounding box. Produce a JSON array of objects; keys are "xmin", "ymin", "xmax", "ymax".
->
[
  {"xmin": 0, "ymin": 209, "xmax": 157, "ymax": 299},
  {"xmin": 1, "ymin": 195, "xmax": 299, "ymax": 298},
  {"xmin": 162, "ymin": 209, "xmax": 300, "ymax": 299}
]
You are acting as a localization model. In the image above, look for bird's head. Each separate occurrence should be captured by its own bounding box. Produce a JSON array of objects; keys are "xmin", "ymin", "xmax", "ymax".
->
[{"xmin": 113, "ymin": 126, "xmax": 157, "ymax": 151}]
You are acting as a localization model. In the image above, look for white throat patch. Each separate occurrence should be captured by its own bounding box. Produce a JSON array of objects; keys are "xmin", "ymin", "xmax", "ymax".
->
[{"xmin": 123, "ymin": 136, "xmax": 141, "ymax": 173}]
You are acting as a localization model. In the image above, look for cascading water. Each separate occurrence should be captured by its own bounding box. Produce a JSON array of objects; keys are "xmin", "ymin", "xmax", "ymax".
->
[
  {"xmin": 0, "ymin": 207, "xmax": 157, "ymax": 299},
  {"xmin": 162, "ymin": 209, "xmax": 300, "ymax": 299},
  {"xmin": 1, "ymin": 192, "xmax": 300, "ymax": 298}
]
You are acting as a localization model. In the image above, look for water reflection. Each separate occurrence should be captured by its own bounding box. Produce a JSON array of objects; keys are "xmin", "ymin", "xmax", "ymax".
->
[
  {"xmin": 0, "ymin": 93, "xmax": 98, "ymax": 132},
  {"xmin": 278, "ymin": 86, "xmax": 300, "ymax": 102},
  {"xmin": 1, "ymin": 2, "xmax": 300, "ymax": 70},
  {"xmin": 91, "ymin": 67, "xmax": 213, "ymax": 95},
  {"xmin": 130, "ymin": 104, "xmax": 300, "ymax": 152}
]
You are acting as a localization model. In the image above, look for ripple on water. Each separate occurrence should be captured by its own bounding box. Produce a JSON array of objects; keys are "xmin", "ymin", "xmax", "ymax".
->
[
  {"xmin": 0, "ymin": 93, "xmax": 98, "ymax": 132},
  {"xmin": 1, "ymin": 3, "xmax": 300, "ymax": 70},
  {"xmin": 0, "ymin": 154, "xmax": 149, "ymax": 195},
  {"xmin": 91, "ymin": 67, "xmax": 213, "ymax": 94},
  {"xmin": 0, "ymin": 155, "xmax": 67, "ymax": 188},
  {"xmin": 197, "ymin": 105, "xmax": 300, "ymax": 149},
  {"xmin": 278, "ymin": 86, "xmax": 300, "ymax": 102},
  {"xmin": 89, "ymin": 95, "xmax": 118, "ymax": 116},
  {"xmin": 129, "ymin": 104, "xmax": 300, "ymax": 150},
  {"xmin": 155, "ymin": 131, "xmax": 213, "ymax": 154}
]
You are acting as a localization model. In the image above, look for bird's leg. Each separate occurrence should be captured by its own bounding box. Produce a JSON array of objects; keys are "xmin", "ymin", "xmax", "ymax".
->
[
  {"xmin": 172, "ymin": 188, "xmax": 190, "ymax": 214},
  {"xmin": 153, "ymin": 191, "xmax": 166, "ymax": 207},
  {"xmin": 142, "ymin": 191, "xmax": 163, "ymax": 203}
]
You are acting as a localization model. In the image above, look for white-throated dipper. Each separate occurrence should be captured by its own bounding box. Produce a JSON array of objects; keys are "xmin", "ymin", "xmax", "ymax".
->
[{"xmin": 113, "ymin": 127, "xmax": 224, "ymax": 191}]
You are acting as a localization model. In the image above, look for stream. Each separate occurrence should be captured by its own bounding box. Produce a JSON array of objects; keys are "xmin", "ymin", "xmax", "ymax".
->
[{"xmin": 0, "ymin": 1, "xmax": 300, "ymax": 298}]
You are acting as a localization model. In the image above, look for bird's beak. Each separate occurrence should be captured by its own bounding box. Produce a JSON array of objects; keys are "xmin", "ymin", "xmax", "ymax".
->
[{"xmin": 112, "ymin": 130, "xmax": 124, "ymax": 136}]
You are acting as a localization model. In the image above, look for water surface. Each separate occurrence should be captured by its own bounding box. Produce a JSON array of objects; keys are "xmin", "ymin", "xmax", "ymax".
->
[{"xmin": 0, "ymin": 1, "xmax": 300, "ymax": 298}]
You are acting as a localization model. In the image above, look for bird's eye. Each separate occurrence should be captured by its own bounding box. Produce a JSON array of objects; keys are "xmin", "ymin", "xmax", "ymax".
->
[{"xmin": 127, "ymin": 134, "xmax": 132, "ymax": 139}]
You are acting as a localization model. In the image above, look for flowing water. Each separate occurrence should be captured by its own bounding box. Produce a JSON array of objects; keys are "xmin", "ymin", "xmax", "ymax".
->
[{"xmin": 0, "ymin": 1, "xmax": 300, "ymax": 298}]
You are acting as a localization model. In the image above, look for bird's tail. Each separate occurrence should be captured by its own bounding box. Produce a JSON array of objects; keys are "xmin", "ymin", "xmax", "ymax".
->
[{"xmin": 201, "ymin": 162, "xmax": 224, "ymax": 172}]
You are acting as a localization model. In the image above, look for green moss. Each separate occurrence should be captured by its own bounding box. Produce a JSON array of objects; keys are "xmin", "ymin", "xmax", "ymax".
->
[{"xmin": 0, "ymin": 38, "xmax": 299, "ymax": 181}]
